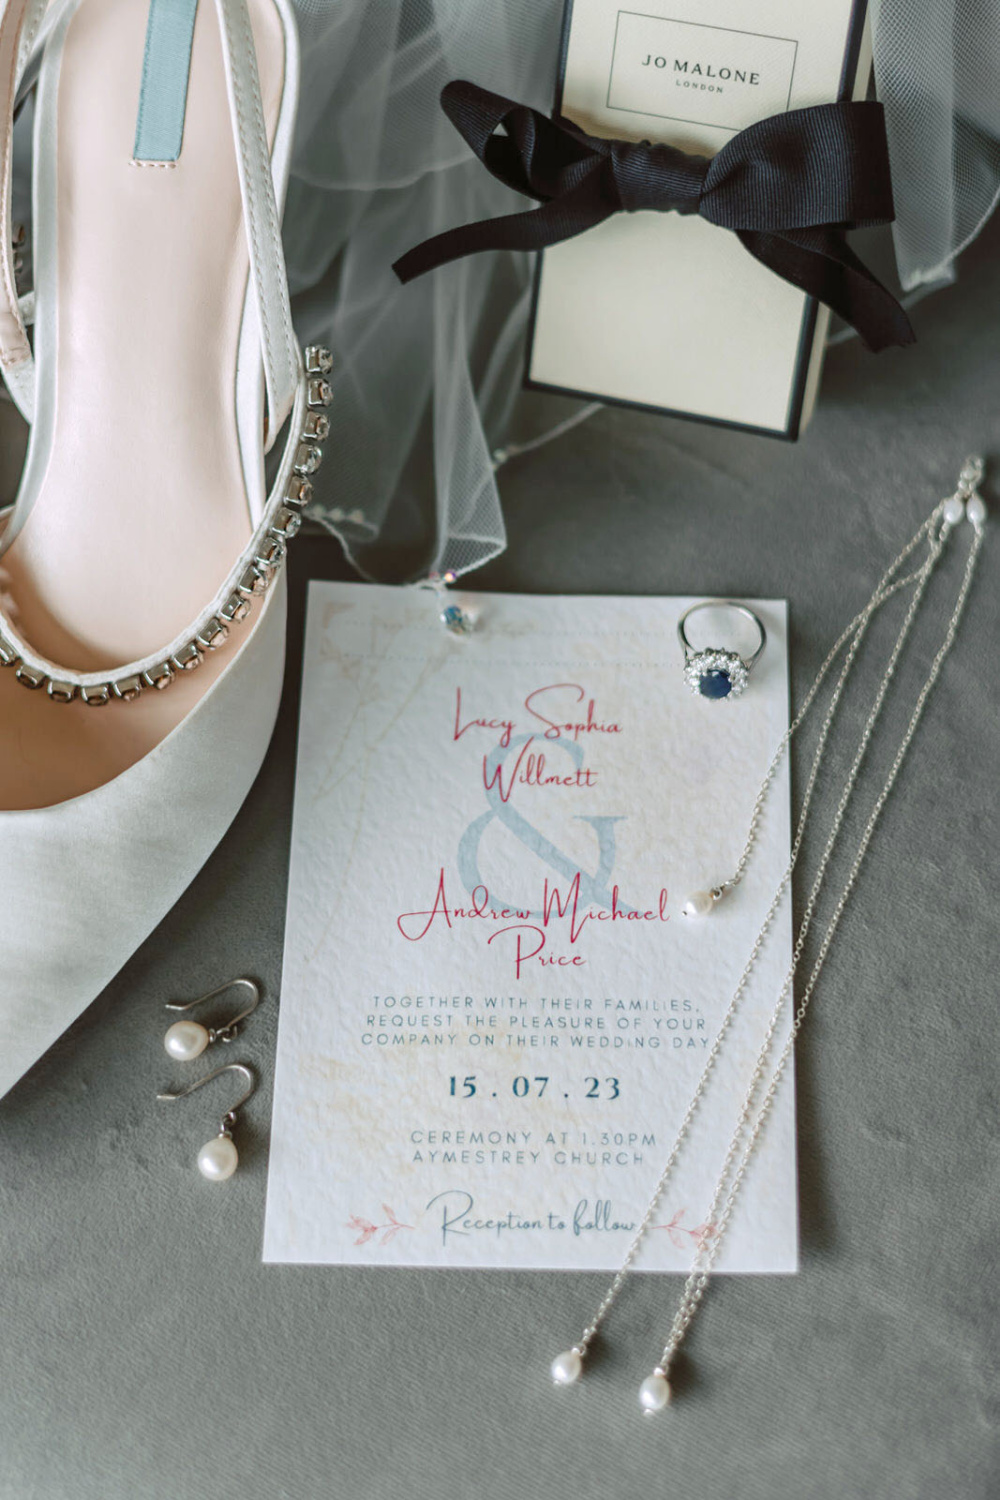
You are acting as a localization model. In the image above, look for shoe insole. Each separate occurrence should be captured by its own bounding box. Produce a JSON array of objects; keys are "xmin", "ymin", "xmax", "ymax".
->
[{"xmin": 0, "ymin": 0, "xmax": 285, "ymax": 810}]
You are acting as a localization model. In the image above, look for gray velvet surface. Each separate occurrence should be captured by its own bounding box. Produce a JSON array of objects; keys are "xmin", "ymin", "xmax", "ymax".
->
[{"xmin": 2, "ymin": 224, "xmax": 999, "ymax": 1500}]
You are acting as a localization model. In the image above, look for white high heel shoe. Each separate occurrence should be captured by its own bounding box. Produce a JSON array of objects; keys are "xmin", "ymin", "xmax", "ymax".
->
[{"xmin": 0, "ymin": 0, "xmax": 328, "ymax": 1099}]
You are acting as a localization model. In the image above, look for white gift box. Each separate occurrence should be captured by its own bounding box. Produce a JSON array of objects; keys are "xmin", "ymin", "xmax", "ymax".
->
[{"xmin": 526, "ymin": 0, "xmax": 872, "ymax": 438}]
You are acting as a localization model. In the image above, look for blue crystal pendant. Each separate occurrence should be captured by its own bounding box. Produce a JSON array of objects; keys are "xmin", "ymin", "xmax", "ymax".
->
[
  {"xmin": 683, "ymin": 649, "xmax": 748, "ymax": 701},
  {"xmin": 440, "ymin": 602, "xmax": 474, "ymax": 637},
  {"xmin": 422, "ymin": 570, "xmax": 475, "ymax": 637}
]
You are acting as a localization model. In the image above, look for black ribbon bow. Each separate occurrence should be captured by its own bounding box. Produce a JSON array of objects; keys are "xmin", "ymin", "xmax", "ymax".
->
[{"xmin": 393, "ymin": 81, "xmax": 914, "ymax": 352}]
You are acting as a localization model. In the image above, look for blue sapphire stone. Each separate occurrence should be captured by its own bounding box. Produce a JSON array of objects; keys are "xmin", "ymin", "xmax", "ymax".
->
[{"xmin": 699, "ymin": 668, "xmax": 732, "ymax": 699}]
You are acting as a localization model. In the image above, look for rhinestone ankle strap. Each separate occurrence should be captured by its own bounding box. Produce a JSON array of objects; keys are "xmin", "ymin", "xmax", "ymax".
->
[{"xmin": 0, "ymin": 346, "xmax": 332, "ymax": 706}]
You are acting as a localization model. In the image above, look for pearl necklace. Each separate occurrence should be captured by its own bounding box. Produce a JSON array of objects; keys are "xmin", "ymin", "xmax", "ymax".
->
[{"xmin": 550, "ymin": 461, "xmax": 987, "ymax": 1414}]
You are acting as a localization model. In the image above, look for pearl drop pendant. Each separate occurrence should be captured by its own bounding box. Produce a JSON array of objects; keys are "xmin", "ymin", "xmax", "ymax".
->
[
  {"xmin": 196, "ymin": 1133, "xmax": 239, "ymax": 1182},
  {"xmin": 638, "ymin": 1369, "xmax": 672, "ymax": 1414},
  {"xmin": 682, "ymin": 888, "xmax": 716, "ymax": 919},
  {"xmin": 550, "ymin": 1348, "xmax": 583, "ymax": 1386},
  {"xmin": 164, "ymin": 1019, "xmax": 211, "ymax": 1061}
]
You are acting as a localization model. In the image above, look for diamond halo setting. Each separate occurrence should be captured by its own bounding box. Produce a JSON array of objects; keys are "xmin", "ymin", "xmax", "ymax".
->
[{"xmin": 683, "ymin": 649, "xmax": 749, "ymax": 701}]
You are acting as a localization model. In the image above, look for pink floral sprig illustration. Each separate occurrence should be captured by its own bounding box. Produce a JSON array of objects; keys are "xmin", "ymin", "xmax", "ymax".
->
[
  {"xmin": 655, "ymin": 1209, "xmax": 715, "ymax": 1251},
  {"xmin": 347, "ymin": 1204, "xmax": 414, "ymax": 1247}
]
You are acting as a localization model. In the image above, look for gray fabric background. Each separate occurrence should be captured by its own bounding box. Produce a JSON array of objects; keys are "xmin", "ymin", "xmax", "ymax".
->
[{"xmin": 1, "ymin": 224, "xmax": 998, "ymax": 1500}]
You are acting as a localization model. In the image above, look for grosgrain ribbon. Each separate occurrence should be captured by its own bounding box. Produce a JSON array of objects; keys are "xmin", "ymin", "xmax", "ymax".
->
[{"xmin": 393, "ymin": 80, "xmax": 915, "ymax": 352}]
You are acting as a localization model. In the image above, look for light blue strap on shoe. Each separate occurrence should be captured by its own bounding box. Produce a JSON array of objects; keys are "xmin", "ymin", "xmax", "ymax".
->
[
  {"xmin": 0, "ymin": 0, "xmax": 300, "ymax": 440},
  {"xmin": 133, "ymin": 0, "xmax": 199, "ymax": 163}
]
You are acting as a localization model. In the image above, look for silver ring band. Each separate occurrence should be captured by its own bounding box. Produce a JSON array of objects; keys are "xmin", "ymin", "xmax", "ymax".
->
[{"xmin": 677, "ymin": 599, "xmax": 766, "ymax": 701}]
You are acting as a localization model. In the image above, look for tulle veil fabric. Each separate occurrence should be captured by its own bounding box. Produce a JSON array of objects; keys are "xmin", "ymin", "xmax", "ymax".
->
[
  {"xmin": 871, "ymin": 0, "xmax": 1000, "ymax": 295},
  {"xmin": 287, "ymin": 0, "xmax": 564, "ymax": 581},
  {"xmin": 7, "ymin": 2, "xmax": 999, "ymax": 576}
]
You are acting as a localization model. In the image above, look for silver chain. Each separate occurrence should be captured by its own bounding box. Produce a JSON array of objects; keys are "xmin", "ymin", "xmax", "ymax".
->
[
  {"xmin": 561, "ymin": 465, "xmax": 986, "ymax": 1392},
  {"xmin": 655, "ymin": 510, "xmax": 984, "ymax": 1375}
]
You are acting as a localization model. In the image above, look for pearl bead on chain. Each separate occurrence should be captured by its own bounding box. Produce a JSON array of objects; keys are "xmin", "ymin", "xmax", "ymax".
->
[
  {"xmin": 550, "ymin": 1349, "xmax": 583, "ymax": 1386},
  {"xmin": 638, "ymin": 1370, "xmax": 672, "ymax": 1414},
  {"xmin": 683, "ymin": 884, "xmax": 729, "ymax": 918},
  {"xmin": 681, "ymin": 888, "xmax": 716, "ymax": 918},
  {"xmin": 551, "ymin": 1347, "xmax": 674, "ymax": 1415}
]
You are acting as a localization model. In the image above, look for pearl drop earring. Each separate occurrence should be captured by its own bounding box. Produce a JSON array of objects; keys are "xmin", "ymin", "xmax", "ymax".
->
[
  {"xmin": 163, "ymin": 977, "xmax": 261, "ymax": 1061},
  {"xmin": 157, "ymin": 1062, "xmax": 257, "ymax": 1182}
]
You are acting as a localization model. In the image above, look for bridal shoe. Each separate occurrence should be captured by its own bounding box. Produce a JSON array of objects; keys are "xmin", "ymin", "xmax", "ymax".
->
[{"xmin": 0, "ymin": 0, "xmax": 328, "ymax": 1098}]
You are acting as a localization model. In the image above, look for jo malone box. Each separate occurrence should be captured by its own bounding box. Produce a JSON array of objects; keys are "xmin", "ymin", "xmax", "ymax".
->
[{"xmin": 526, "ymin": 0, "xmax": 872, "ymax": 438}]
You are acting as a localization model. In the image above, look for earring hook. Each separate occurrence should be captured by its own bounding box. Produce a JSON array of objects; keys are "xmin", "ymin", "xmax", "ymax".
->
[
  {"xmin": 165, "ymin": 978, "xmax": 260, "ymax": 1043},
  {"xmin": 157, "ymin": 1062, "xmax": 257, "ymax": 1117},
  {"xmin": 157, "ymin": 1063, "xmax": 257, "ymax": 1184}
]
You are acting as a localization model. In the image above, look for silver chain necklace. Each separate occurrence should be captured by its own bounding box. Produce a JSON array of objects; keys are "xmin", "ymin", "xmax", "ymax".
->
[{"xmin": 549, "ymin": 460, "xmax": 987, "ymax": 1414}]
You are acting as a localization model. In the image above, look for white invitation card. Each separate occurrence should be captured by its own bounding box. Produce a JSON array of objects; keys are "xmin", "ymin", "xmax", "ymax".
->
[{"xmin": 264, "ymin": 585, "xmax": 798, "ymax": 1271}]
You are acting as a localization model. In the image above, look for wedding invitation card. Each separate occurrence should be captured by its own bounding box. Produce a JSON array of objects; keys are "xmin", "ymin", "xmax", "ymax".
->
[{"xmin": 263, "ymin": 585, "xmax": 798, "ymax": 1272}]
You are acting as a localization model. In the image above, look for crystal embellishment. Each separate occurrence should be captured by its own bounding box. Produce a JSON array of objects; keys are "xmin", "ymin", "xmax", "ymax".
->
[
  {"xmin": 270, "ymin": 507, "xmax": 302, "ymax": 540},
  {"xmin": 440, "ymin": 603, "xmax": 474, "ymax": 637},
  {"xmin": 286, "ymin": 475, "xmax": 313, "ymax": 508},
  {"xmin": 307, "ymin": 377, "xmax": 333, "ymax": 408},
  {"xmin": 172, "ymin": 643, "xmax": 202, "ymax": 672},
  {"xmin": 143, "ymin": 663, "xmax": 174, "ymax": 691},
  {"xmin": 305, "ymin": 345, "xmax": 334, "ymax": 375},
  {"xmin": 293, "ymin": 443, "xmax": 322, "ymax": 476},
  {"xmin": 219, "ymin": 593, "xmax": 252, "ymax": 625},
  {"xmin": 197, "ymin": 619, "xmax": 229, "ymax": 652}
]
